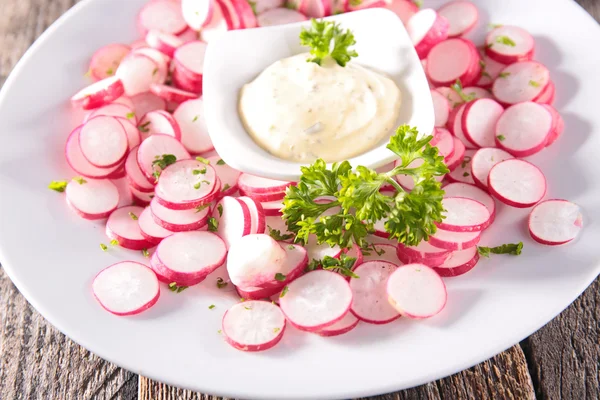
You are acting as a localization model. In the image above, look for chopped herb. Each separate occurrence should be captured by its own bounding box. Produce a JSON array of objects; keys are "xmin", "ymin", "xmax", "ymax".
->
[
  {"xmin": 168, "ymin": 282, "xmax": 188, "ymax": 293},
  {"xmin": 138, "ymin": 121, "xmax": 151, "ymax": 133},
  {"xmin": 221, "ymin": 183, "xmax": 231, "ymax": 192},
  {"xmin": 110, "ymin": 239, "xmax": 119, "ymax": 246},
  {"xmin": 529, "ymin": 80, "xmax": 541, "ymax": 87},
  {"xmin": 217, "ymin": 329, "xmax": 222, "ymax": 334},
  {"xmin": 208, "ymin": 304, "xmax": 216, "ymax": 309},
  {"xmin": 84, "ymin": 69, "xmax": 91, "ymax": 78},
  {"xmin": 415, "ymin": 268, "xmax": 421, "ymax": 272},
  {"xmin": 195, "ymin": 156, "xmax": 210, "ymax": 164},
  {"xmin": 495, "ymin": 35, "xmax": 516, "ymax": 47},
  {"xmin": 128, "ymin": 212, "xmax": 138, "ymax": 220},
  {"xmin": 451, "ymin": 80, "xmax": 476, "ymax": 103},
  {"xmin": 240, "ymin": 298, "xmax": 246, "ymax": 302},
  {"xmin": 248, "ymin": 0, "xmax": 257, "ymax": 14},
  {"xmin": 244, "ymin": 306, "xmax": 252, "ymax": 310},
  {"xmin": 463, "ymin": 172, "xmax": 470, "ymax": 177},
  {"xmin": 216, "ymin": 159, "xmax": 226, "ymax": 166},
  {"xmin": 349, "ymin": 0, "xmax": 361, "ymax": 6},
  {"xmin": 478, "ymin": 242, "xmax": 523, "ymax": 257},
  {"xmin": 481, "ymin": 71, "xmax": 492, "ymax": 79},
  {"xmin": 106, "ymin": 68, "xmax": 114, "ymax": 76},
  {"xmin": 217, "ymin": 204, "xmax": 224, "ymax": 217},
  {"xmin": 300, "ymin": 19, "xmax": 358, "ymax": 67},
  {"xmin": 192, "ymin": 168, "xmax": 207, "ymax": 175},
  {"xmin": 479, "ymin": 60, "xmax": 486, "ymax": 69},
  {"xmin": 192, "ymin": 115, "xmax": 199, "ymax": 122},
  {"xmin": 201, "ymin": 180, "xmax": 210, "ymax": 185},
  {"xmin": 72, "ymin": 176, "xmax": 87, "ymax": 185},
  {"xmin": 279, "ymin": 286, "xmax": 289, "ymax": 298},
  {"xmin": 274, "ymin": 273, "xmax": 286, "ymax": 282},
  {"xmin": 142, "ymin": 248, "xmax": 150, "ymax": 258},
  {"xmin": 152, "ymin": 68, "xmax": 158, "ymax": 76},
  {"xmin": 498, "ymin": 72, "xmax": 511, "ymax": 78},
  {"xmin": 100, "ymin": 243, "xmax": 108, "ymax": 251},
  {"xmin": 497, "ymin": 134, "xmax": 506, "ymax": 141},
  {"xmin": 461, "ymin": 156, "xmax": 472, "ymax": 169},
  {"xmin": 207, "ymin": 217, "xmax": 219, "ymax": 232},
  {"xmin": 413, "ymin": 0, "xmax": 423, "ymax": 7},
  {"xmin": 488, "ymin": 23, "xmax": 504, "ymax": 29},
  {"xmin": 126, "ymin": 112, "xmax": 135, "ymax": 120},
  {"xmin": 48, "ymin": 180, "xmax": 68, "ymax": 192},
  {"xmin": 151, "ymin": 154, "xmax": 177, "ymax": 181},
  {"xmin": 267, "ymin": 226, "xmax": 294, "ymax": 241},
  {"xmin": 319, "ymin": 253, "xmax": 359, "ymax": 278},
  {"xmin": 360, "ymin": 242, "xmax": 385, "ymax": 257},
  {"xmin": 194, "ymin": 182, "xmax": 202, "ymax": 189},
  {"xmin": 486, "ymin": 42, "xmax": 494, "ymax": 49},
  {"xmin": 273, "ymin": 327, "xmax": 281, "ymax": 333},
  {"xmin": 287, "ymin": 244, "xmax": 295, "ymax": 250},
  {"xmin": 216, "ymin": 277, "xmax": 228, "ymax": 289},
  {"xmin": 195, "ymin": 204, "xmax": 210, "ymax": 213}
]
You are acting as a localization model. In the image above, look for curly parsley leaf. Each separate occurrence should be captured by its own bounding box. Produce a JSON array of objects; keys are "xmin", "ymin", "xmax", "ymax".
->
[
  {"xmin": 478, "ymin": 242, "xmax": 523, "ymax": 258},
  {"xmin": 267, "ymin": 226, "xmax": 295, "ymax": 241},
  {"xmin": 152, "ymin": 154, "xmax": 177, "ymax": 181},
  {"xmin": 299, "ymin": 19, "xmax": 358, "ymax": 67}
]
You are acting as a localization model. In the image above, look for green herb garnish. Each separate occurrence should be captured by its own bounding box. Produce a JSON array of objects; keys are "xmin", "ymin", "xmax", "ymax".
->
[
  {"xmin": 529, "ymin": 80, "xmax": 541, "ymax": 87},
  {"xmin": 495, "ymin": 35, "xmax": 516, "ymax": 47},
  {"xmin": 100, "ymin": 243, "xmax": 108, "ymax": 251},
  {"xmin": 110, "ymin": 239, "xmax": 119, "ymax": 246},
  {"xmin": 126, "ymin": 112, "xmax": 135, "ymax": 120},
  {"xmin": 128, "ymin": 212, "xmax": 138, "ymax": 220},
  {"xmin": 72, "ymin": 176, "xmax": 87, "ymax": 185},
  {"xmin": 207, "ymin": 217, "xmax": 218, "ymax": 232},
  {"xmin": 195, "ymin": 204, "xmax": 210, "ymax": 213},
  {"xmin": 300, "ymin": 19, "xmax": 358, "ymax": 67},
  {"xmin": 221, "ymin": 183, "xmax": 231, "ymax": 192},
  {"xmin": 248, "ymin": 0, "xmax": 257, "ymax": 15},
  {"xmin": 195, "ymin": 156, "xmax": 210, "ymax": 164},
  {"xmin": 192, "ymin": 115, "xmax": 199, "ymax": 122},
  {"xmin": 478, "ymin": 242, "xmax": 523, "ymax": 257},
  {"xmin": 142, "ymin": 248, "xmax": 150, "ymax": 258},
  {"xmin": 498, "ymin": 72, "xmax": 511, "ymax": 78},
  {"xmin": 216, "ymin": 277, "xmax": 228, "ymax": 289},
  {"xmin": 168, "ymin": 282, "xmax": 188, "ymax": 293},
  {"xmin": 193, "ymin": 168, "xmax": 207, "ymax": 175},
  {"xmin": 497, "ymin": 134, "xmax": 506, "ymax": 141},
  {"xmin": 316, "ymin": 253, "xmax": 359, "ymax": 278},
  {"xmin": 274, "ymin": 273, "xmax": 286, "ymax": 282},
  {"xmin": 216, "ymin": 159, "xmax": 226, "ymax": 166},
  {"xmin": 217, "ymin": 204, "xmax": 224, "ymax": 217},
  {"xmin": 48, "ymin": 180, "xmax": 68, "ymax": 192},
  {"xmin": 463, "ymin": 172, "xmax": 470, "ymax": 177},
  {"xmin": 461, "ymin": 156, "xmax": 472, "ymax": 169},
  {"xmin": 209, "ymin": 304, "xmax": 216, "ymax": 309},
  {"xmin": 279, "ymin": 286, "xmax": 289, "ymax": 298},
  {"xmin": 450, "ymin": 80, "xmax": 476, "ymax": 103},
  {"xmin": 151, "ymin": 154, "xmax": 177, "ymax": 181},
  {"xmin": 138, "ymin": 121, "xmax": 151, "ymax": 133},
  {"xmin": 267, "ymin": 226, "xmax": 294, "ymax": 241}
]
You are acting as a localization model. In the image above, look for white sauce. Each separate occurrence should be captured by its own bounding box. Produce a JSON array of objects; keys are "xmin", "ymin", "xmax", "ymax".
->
[{"xmin": 239, "ymin": 53, "xmax": 402, "ymax": 162}]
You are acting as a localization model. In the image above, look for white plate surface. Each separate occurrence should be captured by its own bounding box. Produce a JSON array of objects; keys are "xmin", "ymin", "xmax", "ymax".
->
[{"xmin": 0, "ymin": 0, "xmax": 599, "ymax": 399}]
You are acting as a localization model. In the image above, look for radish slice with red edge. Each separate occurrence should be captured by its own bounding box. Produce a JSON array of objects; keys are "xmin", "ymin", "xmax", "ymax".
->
[
  {"xmin": 437, "ymin": 1, "xmax": 479, "ymax": 38},
  {"xmin": 173, "ymin": 98, "xmax": 214, "ymax": 154},
  {"xmin": 253, "ymin": 0, "xmax": 284, "ymax": 14},
  {"xmin": 65, "ymin": 126, "xmax": 124, "ymax": 179},
  {"xmin": 492, "ymin": 61, "xmax": 550, "ymax": 106},
  {"xmin": 408, "ymin": 9, "xmax": 449, "ymax": 59},
  {"xmin": 238, "ymin": 197, "xmax": 266, "ymax": 234},
  {"xmin": 150, "ymin": 251, "xmax": 206, "ymax": 286},
  {"xmin": 361, "ymin": 243, "xmax": 403, "ymax": 265},
  {"xmin": 444, "ymin": 137, "xmax": 466, "ymax": 172},
  {"xmin": 495, "ymin": 102, "xmax": 552, "ymax": 157},
  {"xmin": 396, "ymin": 159, "xmax": 445, "ymax": 190},
  {"xmin": 447, "ymin": 149, "xmax": 475, "ymax": 184},
  {"xmin": 426, "ymin": 38, "xmax": 481, "ymax": 87},
  {"xmin": 452, "ymin": 104, "xmax": 477, "ymax": 149},
  {"xmin": 261, "ymin": 199, "xmax": 284, "ymax": 216},
  {"xmin": 138, "ymin": 110, "xmax": 181, "ymax": 141},
  {"xmin": 214, "ymin": 196, "xmax": 252, "ymax": 249},
  {"xmin": 130, "ymin": 92, "xmax": 167, "ymax": 120},
  {"xmin": 125, "ymin": 146, "xmax": 155, "ymax": 192},
  {"xmin": 106, "ymin": 206, "xmax": 152, "ymax": 250},
  {"xmin": 470, "ymin": 147, "xmax": 513, "ymax": 190},
  {"xmin": 239, "ymin": 190, "xmax": 285, "ymax": 203},
  {"xmin": 138, "ymin": 206, "xmax": 174, "ymax": 245},
  {"xmin": 234, "ymin": 0, "xmax": 259, "ymax": 28},
  {"xmin": 536, "ymin": 80, "xmax": 556, "ymax": 105},
  {"xmin": 131, "ymin": 47, "xmax": 169, "ymax": 81},
  {"xmin": 227, "ymin": 234, "xmax": 287, "ymax": 287},
  {"xmin": 387, "ymin": 264, "xmax": 446, "ymax": 318},
  {"xmin": 305, "ymin": 236, "xmax": 342, "ymax": 261},
  {"xmin": 131, "ymin": 186, "xmax": 154, "ymax": 207},
  {"xmin": 386, "ymin": 0, "xmax": 418, "ymax": 24},
  {"xmin": 137, "ymin": 0, "xmax": 187, "ymax": 36},
  {"xmin": 222, "ymin": 300, "xmax": 286, "ymax": 352},
  {"xmin": 317, "ymin": 312, "xmax": 359, "ymax": 337},
  {"xmin": 93, "ymin": 261, "xmax": 159, "ymax": 316},
  {"xmin": 485, "ymin": 25, "xmax": 535, "ymax": 64},
  {"xmin": 443, "ymin": 182, "xmax": 495, "ymax": 227},
  {"xmin": 529, "ymin": 200, "xmax": 583, "ymax": 245},
  {"xmin": 89, "ymin": 43, "xmax": 131, "ymax": 81},
  {"xmin": 543, "ymin": 105, "xmax": 564, "ymax": 147},
  {"xmin": 113, "ymin": 96, "xmax": 134, "ymax": 109},
  {"xmin": 116, "ymin": 54, "xmax": 161, "ymax": 96},
  {"xmin": 397, "ymin": 240, "xmax": 450, "ymax": 262},
  {"xmin": 200, "ymin": 1, "xmax": 230, "ymax": 42},
  {"xmin": 66, "ymin": 178, "xmax": 119, "ymax": 220},
  {"xmin": 137, "ymin": 134, "xmax": 190, "ymax": 183},
  {"xmin": 299, "ymin": 0, "xmax": 332, "ymax": 18},
  {"xmin": 237, "ymin": 173, "xmax": 292, "ymax": 195},
  {"xmin": 236, "ymin": 284, "xmax": 282, "ymax": 301},
  {"xmin": 476, "ymin": 53, "xmax": 507, "ymax": 88},
  {"xmin": 279, "ymin": 270, "xmax": 353, "ymax": 332},
  {"xmin": 461, "ymin": 98, "xmax": 504, "ymax": 148},
  {"xmin": 207, "ymin": 155, "xmax": 240, "ymax": 197},
  {"xmin": 178, "ymin": 28, "xmax": 200, "ymax": 43},
  {"xmin": 182, "ymin": 0, "xmax": 214, "ymax": 30},
  {"xmin": 437, "ymin": 197, "xmax": 491, "ymax": 232},
  {"xmin": 79, "ymin": 116, "xmax": 128, "ymax": 168},
  {"xmin": 257, "ymin": 8, "xmax": 307, "ymax": 26},
  {"xmin": 150, "ymin": 84, "xmax": 198, "ymax": 104},
  {"xmin": 86, "ymin": 103, "xmax": 136, "ymax": 124},
  {"xmin": 428, "ymin": 229, "xmax": 480, "ymax": 251},
  {"xmin": 174, "ymin": 41, "xmax": 207, "ymax": 80},
  {"xmin": 350, "ymin": 261, "xmax": 401, "ymax": 324},
  {"xmin": 115, "ymin": 118, "xmax": 141, "ymax": 149},
  {"xmin": 432, "ymin": 246, "xmax": 479, "ymax": 277},
  {"xmin": 488, "ymin": 159, "xmax": 547, "ymax": 208},
  {"xmin": 145, "ymin": 30, "xmax": 184, "ymax": 58},
  {"xmin": 150, "ymin": 197, "xmax": 209, "ymax": 232},
  {"xmin": 155, "ymin": 159, "xmax": 218, "ymax": 210},
  {"xmin": 71, "ymin": 76, "xmax": 125, "ymax": 110},
  {"xmin": 431, "ymin": 89, "xmax": 450, "ymax": 127}
]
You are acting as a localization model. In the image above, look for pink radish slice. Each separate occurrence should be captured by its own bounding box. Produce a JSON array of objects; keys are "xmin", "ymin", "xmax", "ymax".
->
[
  {"xmin": 92, "ymin": 261, "xmax": 159, "ymax": 316},
  {"xmin": 536, "ymin": 80, "xmax": 556, "ymax": 105},
  {"xmin": 361, "ymin": 243, "xmax": 403, "ymax": 265},
  {"xmin": 495, "ymin": 102, "xmax": 552, "ymax": 157},
  {"xmin": 214, "ymin": 196, "xmax": 253, "ymax": 249},
  {"xmin": 432, "ymin": 246, "xmax": 479, "ymax": 277},
  {"xmin": 397, "ymin": 240, "xmax": 450, "ymax": 261},
  {"xmin": 222, "ymin": 300, "xmax": 286, "ymax": 352},
  {"xmin": 261, "ymin": 199, "xmax": 284, "ymax": 216},
  {"xmin": 131, "ymin": 186, "xmax": 154, "ymax": 207},
  {"xmin": 387, "ymin": 264, "xmax": 446, "ymax": 318},
  {"xmin": 447, "ymin": 149, "xmax": 475, "ymax": 184},
  {"xmin": 476, "ymin": 53, "xmax": 507, "ymax": 88},
  {"xmin": 237, "ymin": 174, "xmax": 292, "ymax": 194},
  {"xmin": 345, "ymin": 0, "xmax": 385, "ymax": 11},
  {"xmin": 317, "ymin": 312, "xmax": 359, "ymax": 337},
  {"xmin": 488, "ymin": 159, "xmax": 547, "ymax": 208},
  {"xmin": 257, "ymin": 8, "xmax": 307, "ymax": 26},
  {"xmin": 138, "ymin": 206, "xmax": 174, "ymax": 245},
  {"xmin": 150, "ymin": 252, "xmax": 206, "ymax": 286},
  {"xmin": 150, "ymin": 84, "xmax": 198, "ymax": 104},
  {"xmin": 299, "ymin": 0, "xmax": 332, "ymax": 18},
  {"xmin": 215, "ymin": 0, "xmax": 243, "ymax": 29},
  {"xmin": 172, "ymin": 67, "xmax": 203, "ymax": 95},
  {"xmin": 461, "ymin": 98, "xmax": 504, "ymax": 148},
  {"xmin": 238, "ymin": 197, "xmax": 266, "ymax": 234},
  {"xmin": 206, "ymin": 155, "xmax": 240, "ymax": 196},
  {"xmin": 431, "ymin": 89, "xmax": 450, "ymax": 127},
  {"xmin": 71, "ymin": 76, "xmax": 125, "ymax": 110},
  {"xmin": 279, "ymin": 270, "xmax": 352, "ymax": 331},
  {"xmin": 79, "ymin": 116, "xmax": 128, "ymax": 168},
  {"xmin": 243, "ymin": 242, "xmax": 308, "ymax": 293},
  {"xmin": 239, "ymin": 189, "xmax": 285, "ymax": 203},
  {"xmin": 237, "ymin": 284, "xmax": 282, "ymax": 301},
  {"xmin": 89, "ymin": 43, "xmax": 131, "ymax": 81},
  {"xmin": 426, "ymin": 38, "xmax": 481, "ymax": 87},
  {"xmin": 182, "ymin": 0, "xmax": 214, "ymax": 30},
  {"xmin": 66, "ymin": 178, "xmax": 119, "ymax": 220},
  {"xmin": 130, "ymin": 39, "xmax": 147, "ymax": 49},
  {"xmin": 305, "ymin": 237, "xmax": 342, "ymax": 261},
  {"xmin": 452, "ymin": 104, "xmax": 477, "ymax": 149},
  {"xmin": 138, "ymin": 110, "xmax": 181, "ymax": 141},
  {"xmin": 227, "ymin": 234, "xmax": 286, "ymax": 287},
  {"xmin": 173, "ymin": 99, "xmax": 213, "ymax": 154},
  {"xmin": 174, "ymin": 41, "xmax": 207, "ymax": 80},
  {"xmin": 543, "ymin": 105, "xmax": 564, "ymax": 147},
  {"xmin": 437, "ymin": 1, "xmax": 478, "ymax": 38},
  {"xmin": 485, "ymin": 25, "xmax": 534, "ymax": 64},
  {"xmin": 131, "ymin": 47, "xmax": 169, "ymax": 83},
  {"xmin": 386, "ymin": 0, "xmax": 418, "ymax": 24},
  {"xmin": 114, "ymin": 118, "xmax": 141, "ymax": 150},
  {"xmin": 396, "ymin": 251, "xmax": 448, "ymax": 268},
  {"xmin": 432, "ymin": 128, "xmax": 455, "ymax": 161},
  {"xmin": 350, "ymin": 261, "xmax": 400, "ymax": 324},
  {"xmin": 106, "ymin": 206, "xmax": 153, "ymax": 250},
  {"xmin": 492, "ymin": 61, "xmax": 550, "ymax": 106},
  {"xmin": 442, "ymin": 182, "xmax": 495, "ymax": 227},
  {"xmin": 115, "ymin": 54, "xmax": 160, "ymax": 96},
  {"xmin": 233, "ymin": 0, "xmax": 259, "ymax": 28},
  {"xmin": 130, "ymin": 92, "xmax": 167, "ymax": 120},
  {"xmin": 470, "ymin": 147, "xmax": 513, "ymax": 190},
  {"xmin": 125, "ymin": 146, "xmax": 155, "ymax": 192},
  {"xmin": 344, "ymin": 245, "xmax": 364, "ymax": 268},
  {"xmin": 437, "ymin": 197, "xmax": 490, "ymax": 232},
  {"xmin": 444, "ymin": 137, "xmax": 466, "ymax": 172},
  {"xmin": 108, "ymin": 167, "xmax": 126, "ymax": 180},
  {"xmin": 150, "ymin": 197, "xmax": 209, "ymax": 232},
  {"xmin": 86, "ymin": 103, "xmax": 137, "ymax": 125},
  {"xmin": 146, "ymin": 30, "xmax": 184, "ymax": 58},
  {"xmin": 253, "ymin": 0, "xmax": 284, "ymax": 14},
  {"xmin": 265, "ymin": 215, "xmax": 292, "ymax": 238},
  {"xmin": 178, "ymin": 28, "xmax": 200, "ymax": 43},
  {"xmin": 408, "ymin": 9, "xmax": 449, "ymax": 59},
  {"xmin": 65, "ymin": 126, "xmax": 124, "ymax": 179},
  {"xmin": 137, "ymin": 0, "xmax": 187, "ymax": 36},
  {"xmin": 529, "ymin": 200, "xmax": 583, "ymax": 245},
  {"xmin": 113, "ymin": 96, "xmax": 135, "ymax": 109},
  {"xmin": 428, "ymin": 229, "xmax": 480, "ymax": 251},
  {"xmin": 137, "ymin": 134, "xmax": 191, "ymax": 182},
  {"xmin": 155, "ymin": 159, "xmax": 218, "ymax": 209},
  {"xmin": 200, "ymin": 1, "xmax": 230, "ymax": 42}
]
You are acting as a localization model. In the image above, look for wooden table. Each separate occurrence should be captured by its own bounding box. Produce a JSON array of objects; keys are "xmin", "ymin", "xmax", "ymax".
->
[{"xmin": 0, "ymin": 1, "xmax": 598, "ymax": 399}]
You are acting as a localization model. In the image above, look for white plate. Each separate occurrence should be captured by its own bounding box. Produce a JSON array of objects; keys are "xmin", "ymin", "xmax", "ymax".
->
[{"xmin": 0, "ymin": 0, "xmax": 599, "ymax": 399}]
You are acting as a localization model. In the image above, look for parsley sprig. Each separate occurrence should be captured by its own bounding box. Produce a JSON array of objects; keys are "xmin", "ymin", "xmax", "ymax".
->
[
  {"xmin": 300, "ymin": 19, "xmax": 358, "ymax": 67},
  {"xmin": 478, "ymin": 242, "xmax": 523, "ymax": 257}
]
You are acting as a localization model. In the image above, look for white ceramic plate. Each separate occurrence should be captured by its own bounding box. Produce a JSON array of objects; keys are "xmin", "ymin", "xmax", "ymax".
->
[{"xmin": 0, "ymin": 0, "xmax": 599, "ymax": 399}]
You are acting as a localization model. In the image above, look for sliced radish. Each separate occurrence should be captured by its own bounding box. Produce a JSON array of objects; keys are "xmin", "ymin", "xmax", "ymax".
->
[
  {"xmin": 130, "ymin": 92, "xmax": 167, "ymax": 120},
  {"xmin": 253, "ymin": 0, "xmax": 284, "ymax": 14},
  {"xmin": 237, "ymin": 284, "xmax": 282, "ymax": 300},
  {"xmin": 437, "ymin": 1, "xmax": 478, "ymax": 38},
  {"xmin": 261, "ymin": 199, "xmax": 284, "ymax": 216},
  {"xmin": 65, "ymin": 126, "xmax": 124, "ymax": 179},
  {"xmin": 305, "ymin": 236, "xmax": 342, "ymax": 261},
  {"xmin": 239, "ymin": 190, "xmax": 285, "ymax": 203},
  {"xmin": 146, "ymin": 30, "xmax": 184, "ymax": 58},
  {"xmin": 387, "ymin": 264, "xmax": 446, "ymax": 318},
  {"xmin": 476, "ymin": 53, "xmax": 507, "ymax": 88},
  {"xmin": 361, "ymin": 243, "xmax": 402, "ymax": 265},
  {"xmin": 114, "ymin": 118, "xmax": 141, "ymax": 150},
  {"xmin": 116, "ymin": 53, "xmax": 161, "ymax": 96},
  {"xmin": 488, "ymin": 159, "xmax": 547, "ymax": 208},
  {"xmin": 426, "ymin": 38, "xmax": 481, "ymax": 87},
  {"xmin": 279, "ymin": 270, "xmax": 352, "ymax": 332},
  {"xmin": 137, "ymin": 0, "xmax": 187, "ymax": 36},
  {"xmin": 431, "ymin": 89, "xmax": 450, "ymax": 127},
  {"xmin": 428, "ymin": 229, "xmax": 480, "ymax": 251},
  {"xmin": 86, "ymin": 103, "xmax": 137, "ymax": 125},
  {"xmin": 106, "ymin": 206, "xmax": 152, "ymax": 250},
  {"xmin": 299, "ymin": 0, "xmax": 332, "ymax": 18},
  {"xmin": 350, "ymin": 261, "xmax": 400, "ymax": 324},
  {"xmin": 131, "ymin": 186, "xmax": 154, "ymax": 207},
  {"xmin": 125, "ymin": 146, "xmax": 155, "ymax": 192},
  {"xmin": 227, "ymin": 234, "xmax": 287, "ymax": 287},
  {"xmin": 447, "ymin": 149, "xmax": 475, "ymax": 184},
  {"xmin": 444, "ymin": 137, "xmax": 466, "ymax": 172},
  {"xmin": 173, "ymin": 98, "xmax": 213, "ymax": 154},
  {"xmin": 178, "ymin": 28, "xmax": 200, "ymax": 43},
  {"xmin": 130, "ymin": 39, "xmax": 148, "ymax": 49},
  {"xmin": 408, "ymin": 9, "xmax": 449, "ymax": 59},
  {"xmin": 397, "ymin": 240, "xmax": 450, "ymax": 263},
  {"xmin": 79, "ymin": 116, "xmax": 128, "ymax": 168},
  {"xmin": 150, "ymin": 197, "xmax": 209, "ymax": 231},
  {"xmin": 529, "ymin": 200, "xmax": 583, "ymax": 245},
  {"xmin": 200, "ymin": 1, "xmax": 230, "ymax": 42},
  {"xmin": 150, "ymin": 84, "xmax": 198, "ymax": 104},
  {"xmin": 442, "ymin": 182, "xmax": 495, "ymax": 227},
  {"xmin": 492, "ymin": 61, "xmax": 550, "ymax": 106},
  {"xmin": 89, "ymin": 43, "xmax": 131, "ymax": 81},
  {"xmin": 461, "ymin": 98, "xmax": 504, "ymax": 148},
  {"xmin": 437, "ymin": 197, "xmax": 490, "ymax": 232},
  {"xmin": 214, "ymin": 196, "xmax": 252, "ymax": 249},
  {"xmin": 317, "ymin": 312, "xmax": 359, "ymax": 337},
  {"xmin": 112, "ymin": 96, "xmax": 135, "ymax": 109},
  {"xmin": 386, "ymin": 0, "xmax": 418, "ymax": 24},
  {"xmin": 93, "ymin": 261, "xmax": 159, "ymax": 316},
  {"xmin": 222, "ymin": 300, "xmax": 286, "ymax": 352},
  {"xmin": 131, "ymin": 47, "xmax": 169, "ymax": 83},
  {"xmin": 206, "ymin": 155, "xmax": 240, "ymax": 197},
  {"xmin": 470, "ymin": 147, "xmax": 513, "ymax": 190},
  {"xmin": 536, "ymin": 80, "xmax": 556, "ymax": 105},
  {"xmin": 432, "ymin": 246, "xmax": 479, "ymax": 277},
  {"xmin": 181, "ymin": 0, "xmax": 213, "ymax": 31},
  {"xmin": 265, "ymin": 215, "xmax": 292, "ymax": 238},
  {"xmin": 543, "ymin": 105, "xmax": 564, "ymax": 147},
  {"xmin": 485, "ymin": 25, "xmax": 535, "ymax": 64},
  {"xmin": 238, "ymin": 197, "xmax": 266, "ymax": 234},
  {"xmin": 174, "ymin": 41, "xmax": 207, "ymax": 81},
  {"xmin": 452, "ymin": 104, "xmax": 477, "ymax": 149},
  {"xmin": 138, "ymin": 206, "xmax": 174, "ymax": 245},
  {"xmin": 137, "ymin": 134, "xmax": 191, "ymax": 182},
  {"xmin": 172, "ymin": 66, "xmax": 203, "ymax": 95},
  {"xmin": 66, "ymin": 178, "xmax": 119, "ymax": 220},
  {"xmin": 138, "ymin": 110, "xmax": 181, "ymax": 141},
  {"xmin": 237, "ymin": 173, "xmax": 292, "ymax": 195},
  {"xmin": 257, "ymin": 8, "xmax": 307, "ymax": 27},
  {"xmin": 233, "ymin": 0, "xmax": 259, "ymax": 28},
  {"xmin": 155, "ymin": 159, "xmax": 218, "ymax": 209},
  {"xmin": 71, "ymin": 76, "xmax": 125, "ymax": 110},
  {"xmin": 495, "ymin": 102, "xmax": 552, "ymax": 157}
]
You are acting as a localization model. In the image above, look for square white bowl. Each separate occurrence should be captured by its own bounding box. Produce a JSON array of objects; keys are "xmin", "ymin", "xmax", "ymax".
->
[{"xmin": 203, "ymin": 8, "xmax": 434, "ymax": 181}]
